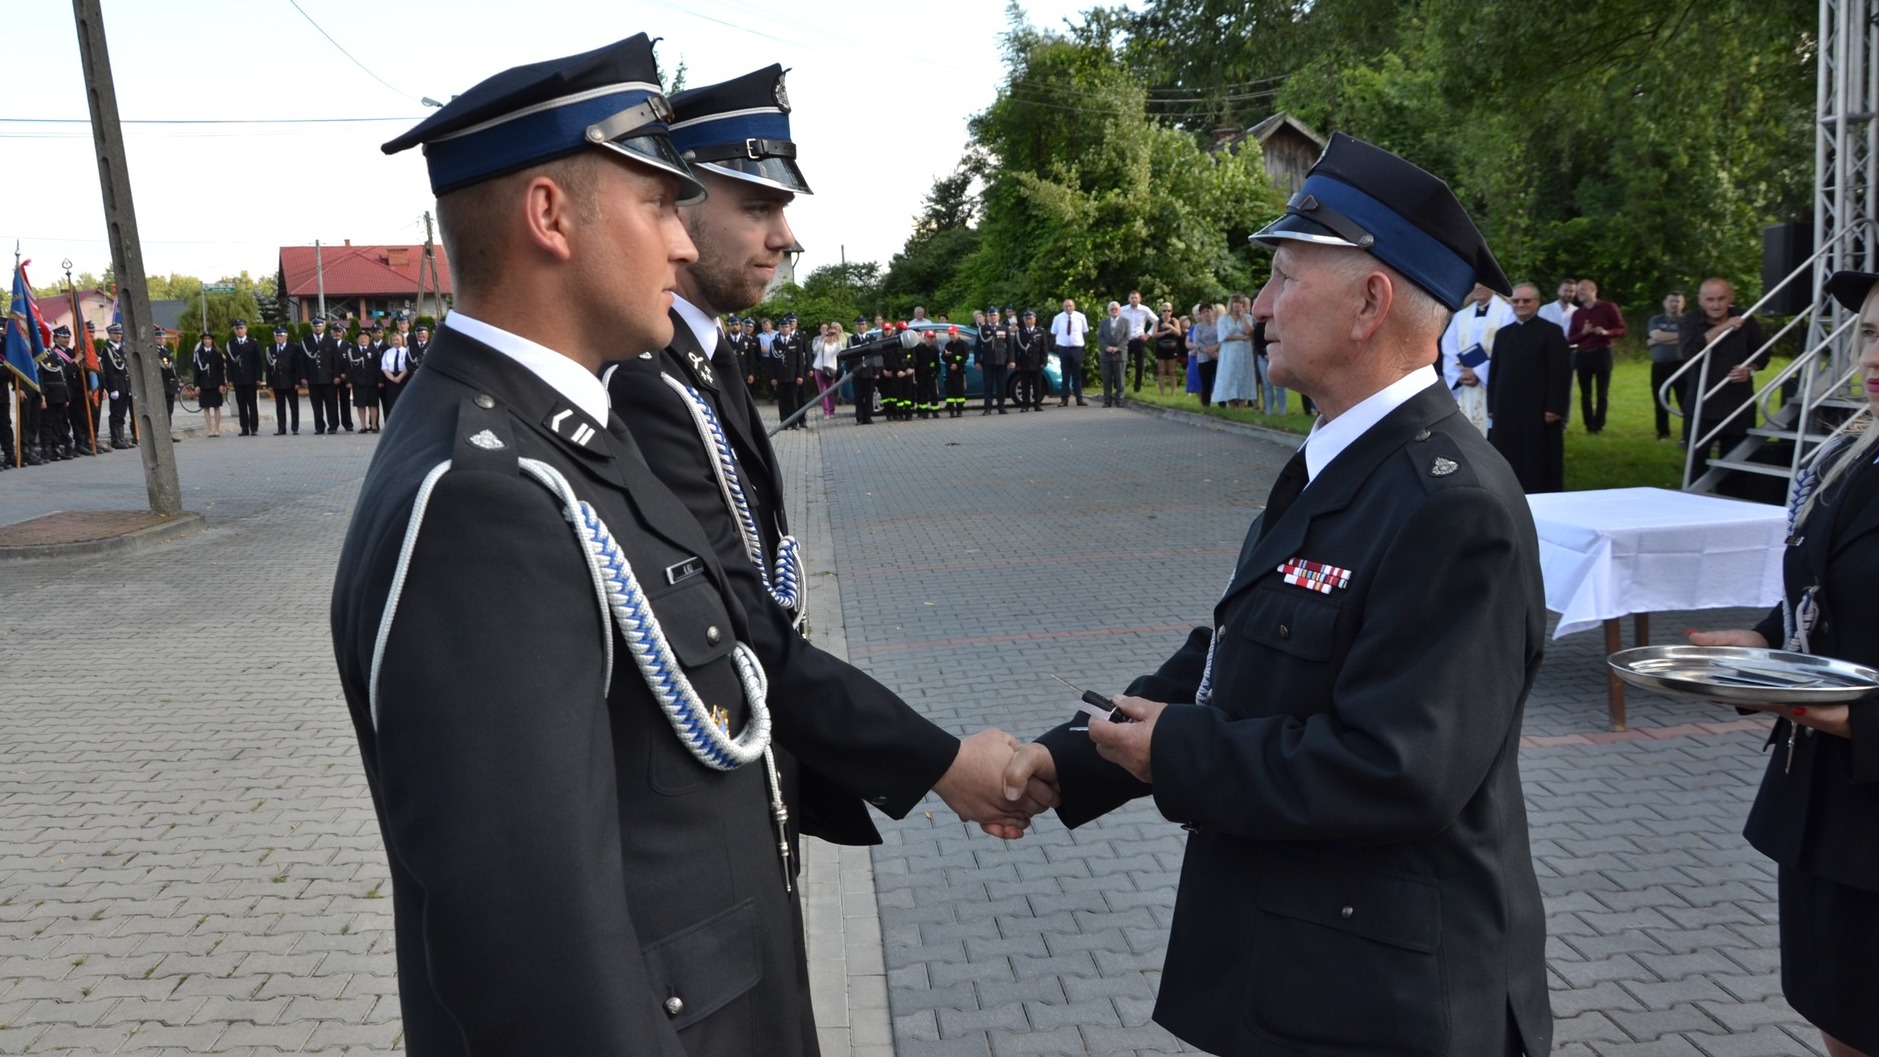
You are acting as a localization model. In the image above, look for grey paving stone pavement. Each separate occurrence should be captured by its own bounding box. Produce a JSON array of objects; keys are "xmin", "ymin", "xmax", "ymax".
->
[{"xmin": 0, "ymin": 392, "xmax": 1832, "ymax": 1056}]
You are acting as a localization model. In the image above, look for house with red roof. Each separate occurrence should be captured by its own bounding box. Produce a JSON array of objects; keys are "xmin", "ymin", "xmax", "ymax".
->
[{"xmin": 278, "ymin": 241, "xmax": 452, "ymax": 323}]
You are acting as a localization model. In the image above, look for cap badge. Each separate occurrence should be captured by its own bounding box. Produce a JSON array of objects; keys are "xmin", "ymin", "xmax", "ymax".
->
[
  {"xmin": 774, "ymin": 72, "xmax": 791, "ymax": 113},
  {"xmin": 467, "ymin": 429, "xmax": 505, "ymax": 451},
  {"xmin": 1430, "ymin": 456, "xmax": 1459, "ymax": 477}
]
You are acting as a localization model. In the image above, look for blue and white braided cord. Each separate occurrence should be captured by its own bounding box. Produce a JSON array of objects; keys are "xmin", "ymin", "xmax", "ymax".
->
[
  {"xmin": 520, "ymin": 458, "xmax": 772, "ymax": 772},
  {"xmin": 660, "ymin": 374, "xmax": 805, "ymax": 621},
  {"xmin": 1193, "ymin": 566, "xmax": 1238, "ymax": 709}
]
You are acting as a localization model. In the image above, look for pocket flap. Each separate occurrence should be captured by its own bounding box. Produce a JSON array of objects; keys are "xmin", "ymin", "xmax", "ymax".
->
[
  {"xmin": 649, "ymin": 576, "xmax": 737, "ymax": 668},
  {"xmin": 639, "ymin": 898, "xmax": 762, "ymax": 1029},
  {"xmin": 1238, "ymin": 584, "xmax": 1341, "ymax": 662},
  {"xmin": 1255, "ymin": 854, "xmax": 1440, "ymax": 953}
]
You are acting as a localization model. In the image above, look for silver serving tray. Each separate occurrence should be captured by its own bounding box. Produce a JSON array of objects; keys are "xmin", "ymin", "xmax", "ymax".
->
[{"xmin": 1608, "ymin": 646, "xmax": 1879, "ymax": 705}]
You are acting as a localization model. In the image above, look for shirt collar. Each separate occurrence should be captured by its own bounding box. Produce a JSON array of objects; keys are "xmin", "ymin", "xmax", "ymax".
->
[
  {"xmin": 1301, "ymin": 366, "xmax": 1438, "ymax": 483},
  {"xmin": 672, "ymin": 295, "xmax": 721, "ymax": 354},
  {"xmin": 441, "ymin": 311, "xmax": 609, "ymax": 423}
]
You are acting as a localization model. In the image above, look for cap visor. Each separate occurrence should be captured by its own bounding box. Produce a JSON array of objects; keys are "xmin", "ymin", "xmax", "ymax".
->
[
  {"xmin": 1249, "ymin": 212, "xmax": 1362, "ymax": 249},
  {"xmin": 596, "ymin": 133, "xmax": 708, "ymax": 204},
  {"xmin": 1825, "ymin": 270, "xmax": 1879, "ymax": 313},
  {"xmin": 698, "ymin": 157, "xmax": 812, "ymax": 196}
]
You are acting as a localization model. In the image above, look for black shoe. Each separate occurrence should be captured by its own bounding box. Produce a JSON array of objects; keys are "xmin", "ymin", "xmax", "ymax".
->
[
  {"xmin": 998, "ymin": 408, "xmax": 1007, "ymax": 414},
  {"xmin": 275, "ymin": 429, "xmax": 286, "ymax": 435},
  {"xmin": 981, "ymin": 410, "xmax": 991, "ymax": 416},
  {"xmin": 1077, "ymin": 400, "xmax": 1088, "ymax": 406},
  {"xmin": 344, "ymin": 425, "xmax": 354, "ymax": 433}
]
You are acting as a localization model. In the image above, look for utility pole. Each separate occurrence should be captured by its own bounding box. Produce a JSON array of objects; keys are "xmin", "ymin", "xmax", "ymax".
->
[
  {"xmin": 71, "ymin": 0, "xmax": 181, "ymax": 516},
  {"xmin": 315, "ymin": 239, "xmax": 326, "ymax": 320},
  {"xmin": 419, "ymin": 212, "xmax": 440, "ymax": 320}
]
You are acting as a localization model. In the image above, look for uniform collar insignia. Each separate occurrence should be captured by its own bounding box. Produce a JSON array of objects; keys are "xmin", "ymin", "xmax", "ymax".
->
[
  {"xmin": 1430, "ymin": 456, "xmax": 1459, "ymax": 477},
  {"xmin": 546, "ymin": 406, "xmax": 601, "ymax": 449},
  {"xmin": 638, "ymin": 350, "xmax": 654, "ymax": 359},
  {"xmin": 466, "ymin": 429, "xmax": 505, "ymax": 451},
  {"xmin": 686, "ymin": 349, "xmax": 716, "ymax": 388}
]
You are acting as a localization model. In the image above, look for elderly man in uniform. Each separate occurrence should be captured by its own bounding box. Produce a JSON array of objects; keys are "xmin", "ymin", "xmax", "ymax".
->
[
  {"xmin": 100, "ymin": 321, "xmax": 136, "ymax": 448},
  {"xmin": 1004, "ymin": 133, "xmax": 1553, "ymax": 1057},
  {"xmin": 336, "ymin": 39, "xmax": 1040, "ymax": 1056},
  {"xmin": 265, "ymin": 325, "xmax": 301, "ymax": 435}
]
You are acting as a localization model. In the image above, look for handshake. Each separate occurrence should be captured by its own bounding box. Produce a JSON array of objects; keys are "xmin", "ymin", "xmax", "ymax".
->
[{"xmin": 927, "ymin": 695, "xmax": 1166, "ymax": 839}]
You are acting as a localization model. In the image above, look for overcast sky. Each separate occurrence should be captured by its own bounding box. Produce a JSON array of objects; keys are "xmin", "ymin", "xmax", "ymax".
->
[{"xmin": 6, "ymin": 0, "xmax": 1106, "ymax": 289}]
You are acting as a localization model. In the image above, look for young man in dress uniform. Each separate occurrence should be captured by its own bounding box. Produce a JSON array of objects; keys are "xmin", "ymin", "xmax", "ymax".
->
[
  {"xmin": 37, "ymin": 329, "xmax": 75, "ymax": 460},
  {"xmin": 602, "ymin": 64, "xmax": 1040, "ymax": 863},
  {"xmin": 226, "ymin": 318, "xmax": 264, "ymax": 436},
  {"xmin": 849, "ymin": 316, "xmax": 879, "ymax": 424},
  {"xmin": 100, "ymin": 321, "xmax": 136, "ymax": 448},
  {"xmin": 1005, "ymin": 133, "xmax": 1554, "ymax": 1057},
  {"xmin": 407, "ymin": 323, "xmax": 430, "ymax": 370},
  {"xmin": 774, "ymin": 314, "xmax": 808, "ymax": 429},
  {"xmin": 265, "ymin": 325, "xmax": 301, "ymax": 434},
  {"xmin": 342, "ymin": 41, "xmax": 1039, "ymax": 1056},
  {"xmin": 302, "ymin": 319, "xmax": 341, "ymax": 434},
  {"xmin": 1015, "ymin": 308, "xmax": 1047, "ymax": 411},
  {"xmin": 977, "ymin": 306, "xmax": 1015, "ymax": 414}
]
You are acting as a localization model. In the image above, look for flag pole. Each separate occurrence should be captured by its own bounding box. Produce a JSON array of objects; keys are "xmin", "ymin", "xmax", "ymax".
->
[
  {"xmin": 64, "ymin": 260, "xmax": 98, "ymax": 453},
  {"xmin": 12, "ymin": 243, "xmax": 22, "ymax": 470}
]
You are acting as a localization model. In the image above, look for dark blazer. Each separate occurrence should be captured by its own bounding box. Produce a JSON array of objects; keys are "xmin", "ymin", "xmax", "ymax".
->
[
  {"xmin": 191, "ymin": 345, "xmax": 227, "ymax": 389},
  {"xmin": 303, "ymin": 335, "xmax": 341, "ymax": 385},
  {"xmin": 605, "ymin": 312, "xmax": 956, "ymax": 846},
  {"xmin": 1747, "ymin": 439, "xmax": 1879, "ymax": 890},
  {"xmin": 333, "ymin": 328, "xmax": 954, "ymax": 1055},
  {"xmin": 226, "ymin": 335, "xmax": 264, "ymax": 386},
  {"xmin": 101, "ymin": 342, "xmax": 132, "ymax": 393},
  {"xmin": 1038, "ymin": 382, "xmax": 1552, "ymax": 1057},
  {"xmin": 264, "ymin": 342, "xmax": 300, "ymax": 389},
  {"xmin": 1678, "ymin": 308, "xmax": 1767, "ymax": 434}
]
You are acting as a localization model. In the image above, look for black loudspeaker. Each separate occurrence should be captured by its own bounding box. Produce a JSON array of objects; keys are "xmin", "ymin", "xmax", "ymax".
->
[{"xmin": 1762, "ymin": 221, "xmax": 1813, "ymax": 315}]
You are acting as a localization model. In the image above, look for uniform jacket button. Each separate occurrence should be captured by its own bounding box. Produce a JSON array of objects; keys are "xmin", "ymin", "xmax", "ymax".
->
[
  {"xmin": 705, "ymin": 625, "xmax": 722, "ymax": 645},
  {"xmin": 474, "ymin": 394, "xmax": 495, "ymax": 409},
  {"xmin": 1340, "ymin": 905, "xmax": 1354, "ymax": 919},
  {"xmin": 867, "ymin": 795, "xmax": 889, "ymax": 807},
  {"xmin": 1278, "ymin": 624, "xmax": 1291, "ymax": 640},
  {"xmin": 664, "ymin": 995, "xmax": 684, "ymax": 1017}
]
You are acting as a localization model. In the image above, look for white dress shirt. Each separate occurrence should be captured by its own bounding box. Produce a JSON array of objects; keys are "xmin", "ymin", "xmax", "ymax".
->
[
  {"xmin": 1050, "ymin": 310, "xmax": 1089, "ymax": 346},
  {"xmin": 1300, "ymin": 366, "xmax": 1440, "ymax": 484},
  {"xmin": 441, "ymin": 311, "xmax": 610, "ymax": 424}
]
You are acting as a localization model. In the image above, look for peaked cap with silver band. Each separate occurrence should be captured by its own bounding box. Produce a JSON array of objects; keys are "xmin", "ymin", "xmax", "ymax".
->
[
  {"xmin": 1251, "ymin": 132, "xmax": 1508, "ymax": 311},
  {"xmin": 667, "ymin": 64, "xmax": 811, "ymax": 195},
  {"xmin": 380, "ymin": 33, "xmax": 705, "ymax": 203}
]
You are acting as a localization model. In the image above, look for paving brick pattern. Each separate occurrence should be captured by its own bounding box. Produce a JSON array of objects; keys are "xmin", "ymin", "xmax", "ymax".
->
[
  {"xmin": 0, "ymin": 394, "xmax": 1839, "ymax": 1056},
  {"xmin": 799, "ymin": 404, "xmax": 1831, "ymax": 1057}
]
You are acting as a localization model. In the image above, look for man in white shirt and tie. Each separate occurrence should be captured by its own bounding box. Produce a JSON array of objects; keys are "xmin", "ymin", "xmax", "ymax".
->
[{"xmin": 1049, "ymin": 298, "xmax": 1090, "ymax": 406}]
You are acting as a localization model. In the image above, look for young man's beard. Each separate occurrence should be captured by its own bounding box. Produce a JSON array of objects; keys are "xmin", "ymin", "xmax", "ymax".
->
[{"xmin": 685, "ymin": 221, "xmax": 773, "ymax": 314}]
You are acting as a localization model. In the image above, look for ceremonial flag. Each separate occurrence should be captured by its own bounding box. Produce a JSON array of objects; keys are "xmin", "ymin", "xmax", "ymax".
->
[
  {"xmin": 70, "ymin": 279, "xmax": 98, "ymax": 373},
  {"xmin": 5, "ymin": 263, "xmax": 44, "ymax": 392}
]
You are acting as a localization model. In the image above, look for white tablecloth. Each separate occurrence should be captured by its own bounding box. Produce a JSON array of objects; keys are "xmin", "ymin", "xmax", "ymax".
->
[{"xmin": 1526, "ymin": 487, "xmax": 1787, "ymax": 639}]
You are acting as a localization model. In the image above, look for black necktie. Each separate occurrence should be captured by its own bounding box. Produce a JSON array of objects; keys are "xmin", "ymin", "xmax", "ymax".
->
[{"xmin": 1259, "ymin": 448, "xmax": 1310, "ymax": 540}]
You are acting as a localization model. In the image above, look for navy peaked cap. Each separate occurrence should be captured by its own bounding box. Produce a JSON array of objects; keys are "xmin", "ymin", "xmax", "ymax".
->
[
  {"xmin": 273, "ymin": 326, "xmax": 289, "ymax": 335},
  {"xmin": 52, "ymin": 325, "xmax": 70, "ymax": 337},
  {"xmin": 1252, "ymin": 132, "xmax": 1508, "ymax": 310},
  {"xmin": 382, "ymin": 34, "xmax": 704, "ymax": 202},
  {"xmin": 668, "ymin": 65, "xmax": 810, "ymax": 195}
]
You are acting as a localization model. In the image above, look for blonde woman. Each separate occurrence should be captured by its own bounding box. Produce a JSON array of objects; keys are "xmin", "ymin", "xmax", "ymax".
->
[{"xmin": 813, "ymin": 322, "xmax": 846, "ymax": 418}]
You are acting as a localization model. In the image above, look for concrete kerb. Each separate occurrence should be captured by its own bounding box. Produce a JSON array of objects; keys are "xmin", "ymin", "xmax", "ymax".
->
[
  {"xmin": 1121, "ymin": 399, "xmax": 1308, "ymax": 447},
  {"xmin": 0, "ymin": 510, "xmax": 207, "ymax": 561}
]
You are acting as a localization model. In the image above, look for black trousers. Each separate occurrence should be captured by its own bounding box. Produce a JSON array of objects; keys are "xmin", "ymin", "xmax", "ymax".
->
[
  {"xmin": 108, "ymin": 390, "xmax": 135, "ymax": 442},
  {"xmin": 272, "ymin": 387, "xmax": 300, "ymax": 432},
  {"xmin": 914, "ymin": 371, "xmax": 938, "ymax": 416},
  {"xmin": 68, "ymin": 394, "xmax": 97, "ymax": 452},
  {"xmin": 776, "ymin": 376, "xmax": 804, "ymax": 429},
  {"xmin": 1056, "ymin": 347, "xmax": 1085, "ymax": 402},
  {"xmin": 854, "ymin": 375, "xmax": 875, "ymax": 423},
  {"xmin": 381, "ymin": 380, "xmax": 402, "ymax": 418},
  {"xmin": 233, "ymin": 384, "xmax": 260, "ymax": 435},
  {"xmin": 1198, "ymin": 359, "xmax": 1218, "ymax": 406},
  {"xmin": 1574, "ymin": 347, "xmax": 1612, "ymax": 432},
  {"xmin": 40, "ymin": 399, "xmax": 71, "ymax": 453},
  {"xmin": 21, "ymin": 397, "xmax": 42, "ymax": 456},
  {"xmin": 0, "ymin": 388, "xmax": 14, "ymax": 465},
  {"xmin": 1128, "ymin": 337, "xmax": 1147, "ymax": 392},
  {"xmin": 1015, "ymin": 369, "xmax": 1044, "ymax": 409},
  {"xmin": 309, "ymin": 384, "xmax": 338, "ymax": 434},
  {"xmin": 336, "ymin": 381, "xmax": 354, "ymax": 430},
  {"xmin": 981, "ymin": 364, "xmax": 1008, "ymax": 411},
  {"xmin": 943, "ymin": 372, "xmax": 965, "ymax": 414}
]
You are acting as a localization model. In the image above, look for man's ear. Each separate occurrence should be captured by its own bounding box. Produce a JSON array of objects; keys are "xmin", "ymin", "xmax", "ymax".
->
[
  {"xmin": 520, "ymin": 175, "xmax": 577, "ymax": 263},
  {"xmin": 1350, "ymin": 269, "xmax": 1394, "ymax": 344}
]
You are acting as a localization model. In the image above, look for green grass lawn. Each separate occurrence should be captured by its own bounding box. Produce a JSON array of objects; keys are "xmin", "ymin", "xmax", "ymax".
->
[{"xmin": 1128, "ymin": 353, "xmax": 1784, "ymax": 491}]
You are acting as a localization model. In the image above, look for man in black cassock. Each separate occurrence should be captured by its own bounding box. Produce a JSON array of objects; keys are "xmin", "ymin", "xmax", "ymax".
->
[{"xmin": 1488, "ymin": 282, "xmax": 1573, "ymax": 493}]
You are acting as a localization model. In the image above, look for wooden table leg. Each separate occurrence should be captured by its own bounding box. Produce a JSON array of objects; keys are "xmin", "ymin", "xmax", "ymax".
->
[
  {"xmin": 1635, "ymin": 612, "xmax": 1650, "ymax": 649},
  {"xmin": 1604, "ymin": 617, "xmax": 1627, "ymax": 731}
]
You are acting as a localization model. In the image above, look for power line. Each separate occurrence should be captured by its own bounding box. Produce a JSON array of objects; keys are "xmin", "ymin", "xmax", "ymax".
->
[
  {"xmin": 1, "ymin": 116, "xmax": 418, "ymax": 125},
  {"xmin": 285, "ymin": 0, "xmax": 415, "ymax": 102}
]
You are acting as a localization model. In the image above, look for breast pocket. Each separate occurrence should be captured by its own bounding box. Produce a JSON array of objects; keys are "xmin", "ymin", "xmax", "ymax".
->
[
  {"xmin": 1236, "ymin": 581, "xmax": 1343, "ymax": 662},
  {"xmin": 640, "ymin": 574, "xmax": 744, "ymax": 796}
]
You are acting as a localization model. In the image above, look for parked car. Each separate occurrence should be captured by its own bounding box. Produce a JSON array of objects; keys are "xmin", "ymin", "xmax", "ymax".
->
[{"xmin": 837, "ymin": 321, "xmax": 1066, "ymax": 406}]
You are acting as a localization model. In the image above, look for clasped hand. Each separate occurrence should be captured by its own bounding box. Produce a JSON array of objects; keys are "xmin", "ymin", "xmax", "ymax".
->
[{"xmin": 939, "ymin": 696, "xmax": 1170, "ymax": 840}]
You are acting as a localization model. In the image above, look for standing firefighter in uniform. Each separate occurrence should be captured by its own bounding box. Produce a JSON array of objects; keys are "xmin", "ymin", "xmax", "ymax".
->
[
  {"xmin": 942, "ymin": 323, "xmax": 970, "ymax": 417},
  {"xmin": 227, "ymin": 318, "xmax": 264, "ymax": 436},
  {"xmin": 913, "ymin": 326, "xmax": 941, "ymax": 419},
  {"xmin": 335, "ymin": 38, "xmax": 1041, "ymax": 1057},
  {"xmin": 266, "ymin": 326, "xmax": 301, "ymax": 434},
  {"xmin": 1004, "ymin": 133, "xmax": 1554, "ymax": 1057}
]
